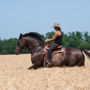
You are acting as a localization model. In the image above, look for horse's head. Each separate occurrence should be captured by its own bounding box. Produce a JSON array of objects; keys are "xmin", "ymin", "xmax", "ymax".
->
[
  {"xmin": 15, "ymin": 32, "xmax": 45, "ymax": 55},
  {"xmin": 15, "ymin": 33, "xmax": 26, "ymax": 55}
]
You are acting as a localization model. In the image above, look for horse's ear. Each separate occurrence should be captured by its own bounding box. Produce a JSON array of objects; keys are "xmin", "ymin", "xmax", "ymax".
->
[{"xmin": 19, "ymin": 33, "xmax": 23, "ymax": 38}]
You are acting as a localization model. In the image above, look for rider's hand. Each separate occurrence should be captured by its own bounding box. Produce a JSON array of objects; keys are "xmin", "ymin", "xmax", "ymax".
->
[{"xmin": 45, "ymin": 40, "xmax": 48, "ymax": 42}]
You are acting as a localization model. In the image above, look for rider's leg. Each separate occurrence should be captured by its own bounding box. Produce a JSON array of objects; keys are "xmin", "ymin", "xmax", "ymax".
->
[{"xmin": 48, "ymin": 43, "xmax": 60, "ymax": 62}]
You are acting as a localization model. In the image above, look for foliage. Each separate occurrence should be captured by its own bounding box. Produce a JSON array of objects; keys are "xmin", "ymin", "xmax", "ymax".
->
[{"xmin": 0, "ymin": 38, "xmax": 17, "ymax": 54}]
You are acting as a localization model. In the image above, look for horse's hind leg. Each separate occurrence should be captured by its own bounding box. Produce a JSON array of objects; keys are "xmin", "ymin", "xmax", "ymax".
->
[
  {"xmin": 77, "ymin": 54, "xmax": 85, "ymax": 66},
  {"xmin": 80, "ymin": 56, "xmax": 85, "ymax": 66},
  {"xmin": 80, "ymin": 54, "xmax": 85, "ymax": 66}
]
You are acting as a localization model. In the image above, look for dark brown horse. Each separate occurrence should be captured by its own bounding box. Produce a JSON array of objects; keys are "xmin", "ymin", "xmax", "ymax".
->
[{"xmin": 15, "ymin": 32, "xmax": 90, "ymax": 69}]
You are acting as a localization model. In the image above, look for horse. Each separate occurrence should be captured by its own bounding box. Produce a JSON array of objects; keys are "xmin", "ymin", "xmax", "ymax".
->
[{"xmin": 15, "ymin": 32, "xmax": 90, "ymax": 69}]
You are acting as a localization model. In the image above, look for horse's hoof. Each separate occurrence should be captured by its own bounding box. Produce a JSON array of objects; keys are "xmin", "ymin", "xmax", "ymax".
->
[{"xmin": 27, "ymin": 67, "xmax": 33, "ymax": 70}]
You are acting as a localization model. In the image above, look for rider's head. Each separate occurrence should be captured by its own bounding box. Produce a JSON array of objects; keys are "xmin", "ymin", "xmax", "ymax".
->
[{"xmin": 54, "ymin": 23, "xmax": 61, "ymax": 31}]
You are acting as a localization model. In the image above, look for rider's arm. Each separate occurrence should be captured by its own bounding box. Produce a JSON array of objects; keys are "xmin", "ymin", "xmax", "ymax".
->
[{"xmin": 45, "ymin": 31, "xmax": 61, "ymax": 42}]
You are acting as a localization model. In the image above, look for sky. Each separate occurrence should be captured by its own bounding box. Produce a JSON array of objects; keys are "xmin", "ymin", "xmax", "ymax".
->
[{"xmin": 0, "ymin": 0, "xmax": 90, "ymax": 39}]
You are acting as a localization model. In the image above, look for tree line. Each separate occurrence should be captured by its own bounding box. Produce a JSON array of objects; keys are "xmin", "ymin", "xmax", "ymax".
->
[{"xmin": 0, "ymin": 31, "xmax": 90, "ymax": 54}]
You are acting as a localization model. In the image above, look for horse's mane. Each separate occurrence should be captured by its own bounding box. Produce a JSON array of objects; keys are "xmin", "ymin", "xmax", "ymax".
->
[{"xmin": 23, "ymin": 32, "xmax": 45, "ymax": 46}]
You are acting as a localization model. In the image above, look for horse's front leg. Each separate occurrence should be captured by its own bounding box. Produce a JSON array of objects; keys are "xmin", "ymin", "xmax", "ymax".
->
[
  {"xmin": 43, "ymin": 56, "xmax": 47, "ymax": 67},
  {"xmin": 28, "ymin": 65, "xmax": 38, "ymax": 70},
  {"xmin": 43, "ymin": 59, "xmax": 46, "ymax": 67}
]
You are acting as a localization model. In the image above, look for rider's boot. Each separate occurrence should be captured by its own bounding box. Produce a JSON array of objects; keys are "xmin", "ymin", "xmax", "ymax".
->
[{"xmin": 46, "ymin": 59, "xmax": 51, "ymax": 67}]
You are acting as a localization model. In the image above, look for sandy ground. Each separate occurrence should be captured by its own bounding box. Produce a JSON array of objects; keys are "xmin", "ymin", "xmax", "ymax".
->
[{"xmin": 0, "ymin": 53, "xmax": 90, "ymax": 90}]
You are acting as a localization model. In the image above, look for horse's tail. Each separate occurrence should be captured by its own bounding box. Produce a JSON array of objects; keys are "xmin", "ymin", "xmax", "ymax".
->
[{"xmin": 81, "ymin": 50, "xmax": 90, "ymax": 59}]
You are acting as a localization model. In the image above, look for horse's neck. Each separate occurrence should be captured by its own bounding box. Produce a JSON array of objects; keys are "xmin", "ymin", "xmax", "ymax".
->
[
  {"xmin": 32, "ymin": 46, "xmax": 43, "ymax": 54},
  {"xmin": 26, "ymin": 38, "xmax": 44, "ymax": 54}
]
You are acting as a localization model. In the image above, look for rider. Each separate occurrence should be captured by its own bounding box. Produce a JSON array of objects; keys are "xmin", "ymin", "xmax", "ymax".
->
[{"xmin": 45, "ymin": 23, "xmax": 62, "ymax": 65}]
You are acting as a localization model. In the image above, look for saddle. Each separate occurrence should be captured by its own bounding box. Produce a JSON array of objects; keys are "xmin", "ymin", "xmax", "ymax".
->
[{"xmin": 44, "ymin": 45, "xmax": 65, "ymax": 54}]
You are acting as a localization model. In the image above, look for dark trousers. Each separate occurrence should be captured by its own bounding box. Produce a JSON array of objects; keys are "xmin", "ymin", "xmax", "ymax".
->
[{"xmin": 48, "ymin": 43, "xmax": 60, "ymax": 61}]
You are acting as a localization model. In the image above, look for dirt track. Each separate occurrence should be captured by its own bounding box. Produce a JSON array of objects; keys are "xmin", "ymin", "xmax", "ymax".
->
[{"xmin": 0, "ymin": 54, "xmax": 90, "ymax": 90}]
